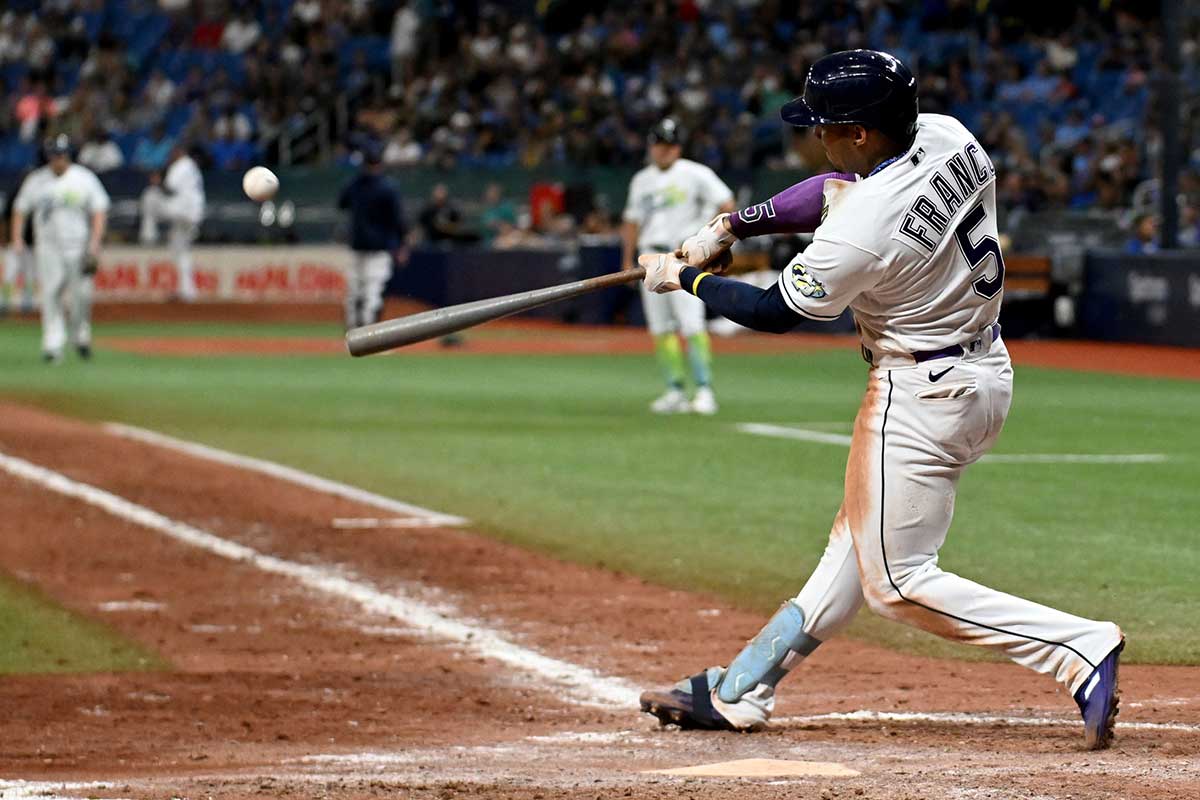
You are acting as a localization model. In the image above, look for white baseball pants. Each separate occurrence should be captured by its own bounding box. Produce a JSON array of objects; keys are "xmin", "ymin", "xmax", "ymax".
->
[
  {"xmin": 344, "ymin": 251, "xmax": 392, "ymax": 328},
  {"xmin": 639, "ymin": 282, "xmax": 706, "ymax": 337},
  {"xmin": 35, "ymin": 246, "xmax": 92, "ymax": 356},
  {"xmin": 790, "ymin": 340, "xmax": 1121, "ymax": 694},
  {"xmin": 141, "ymin": 187, "xmax": 200, "ymax": 300},
  {"xmin": 168, "ymin": 220, "xmax": 199, "ymax": 301}
]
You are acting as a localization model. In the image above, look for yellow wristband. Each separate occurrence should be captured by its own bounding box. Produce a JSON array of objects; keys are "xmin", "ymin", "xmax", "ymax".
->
[{"xmin": 691, "ymin": 271, "xmax": 711, "ymax": 295}]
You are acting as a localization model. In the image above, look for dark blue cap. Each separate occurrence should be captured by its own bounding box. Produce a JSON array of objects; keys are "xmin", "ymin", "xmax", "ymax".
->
[
  {"xmin": 649, "ymin": 117, "xmax": 684, "ymax": 146},
  {"xmin": 44, "ymin": 133, "xmax": 72, "ymax": 156},
  {"xmin": 781, "ymin": 50, "xmax": 918, "ymax": 144}
]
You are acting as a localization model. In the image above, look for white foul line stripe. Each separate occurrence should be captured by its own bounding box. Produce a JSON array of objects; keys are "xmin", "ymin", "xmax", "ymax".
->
[
  {"xmin": 777, "ymin": 709, "xmax": 1200, "ymax": 733},
  {"xmin": 738, "ymin": 423, "xmax": 853, "ymax": 446},
  {"xmin": 737, "ymin": 423, "xmax": 1169, "ymax": 464},
  {"xmin": 104, "ymin": 422, "xmax": 468, "ymax": 526},
  {"xmin": 0, "ymin": 449, "xmax": 638, "ymax": 711},
  {"xmin": 0, "ymin": 781, "xmax": 125, "ymax": 800},
  {"xmin": 332, "ymin": 517, "xmax": 451, "ymax": 529}
]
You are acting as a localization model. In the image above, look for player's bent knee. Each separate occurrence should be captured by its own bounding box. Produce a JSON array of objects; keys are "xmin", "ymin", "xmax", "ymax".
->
[{"xmin": 860, "ymin": 578, "xmax": 909, "ymax": 618}]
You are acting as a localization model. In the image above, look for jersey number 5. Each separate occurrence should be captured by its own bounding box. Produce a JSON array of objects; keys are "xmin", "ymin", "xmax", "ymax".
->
[{"xmin": 954, "ymin": 203, "xmax": 1005, "ymax": 299}]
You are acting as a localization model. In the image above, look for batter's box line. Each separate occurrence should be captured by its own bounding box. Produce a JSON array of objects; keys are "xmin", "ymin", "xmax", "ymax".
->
[
  {"xmin": 104, "ymin": 422, "xmax": 468, "ymax": 527},
  {"xmin": 776, "ymin": 709, "xmax": 1200, "ymax": 733}
]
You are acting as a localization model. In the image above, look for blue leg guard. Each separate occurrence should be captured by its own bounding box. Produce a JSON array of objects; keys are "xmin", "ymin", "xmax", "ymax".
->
[{"xmin": 717, "ymin": 601, "xmax": 821, "ymax": 704}]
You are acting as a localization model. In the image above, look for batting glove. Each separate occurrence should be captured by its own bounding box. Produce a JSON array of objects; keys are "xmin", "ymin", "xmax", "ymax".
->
[
  {"xmin": 678, "ymin": 213, "xmax": 737, "ymax": 271},
  {"xmin": 639, "ymin": 252, "xmax": 685, "ymax": 294}
]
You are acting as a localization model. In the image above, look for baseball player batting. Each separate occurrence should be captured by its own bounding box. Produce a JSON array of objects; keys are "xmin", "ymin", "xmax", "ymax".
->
[
  {"xmin": 622, "ymin": 118, "xmax": 735, "ymax": 415},
  {"xmin": 638, "ymin": 50, "xmax": 1125, "ymax": 750}
]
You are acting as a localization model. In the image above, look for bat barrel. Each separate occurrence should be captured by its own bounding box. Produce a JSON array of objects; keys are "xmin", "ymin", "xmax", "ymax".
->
[{"xmin": 346, "ymin": 267, "xmax": 645, "ymax": 357}]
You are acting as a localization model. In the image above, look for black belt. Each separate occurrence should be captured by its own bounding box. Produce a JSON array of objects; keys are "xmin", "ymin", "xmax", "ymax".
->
[{"xmin": 912, "ymin": 322, "xmax": 1001, "ymax": 363}]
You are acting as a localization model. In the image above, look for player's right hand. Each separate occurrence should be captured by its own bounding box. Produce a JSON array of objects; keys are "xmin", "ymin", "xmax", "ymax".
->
[
  {"xmin": 639, "ymin": 252, "xmax": 684, "ymax": 293},
  {"xmin": 678, "ymin": 213, "xmax": 737, "ymax": 272}
]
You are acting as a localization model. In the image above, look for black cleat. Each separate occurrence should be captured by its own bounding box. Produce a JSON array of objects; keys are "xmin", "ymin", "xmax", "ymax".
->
[
  {"xmin": 639, "ymin": 668, "xmax": 740, "ymax": 731},
  {"xmin": 1075, "ymin": 638, "xmax": 1124, "ymax": 750},
  {"xmin": 77, "ymin": 344, "xmax": 92, "ymax": 360}
]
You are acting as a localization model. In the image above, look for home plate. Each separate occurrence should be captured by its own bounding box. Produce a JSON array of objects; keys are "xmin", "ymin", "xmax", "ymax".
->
[{"xmin": 647, "ymin": 758, "xmax": 859, "ymax": 777}]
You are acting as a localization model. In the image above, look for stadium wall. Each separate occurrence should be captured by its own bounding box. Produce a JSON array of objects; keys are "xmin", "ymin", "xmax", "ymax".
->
[{"xmin": 1079, "ymin": 252, "xmax": 1200, "ymax": 347}]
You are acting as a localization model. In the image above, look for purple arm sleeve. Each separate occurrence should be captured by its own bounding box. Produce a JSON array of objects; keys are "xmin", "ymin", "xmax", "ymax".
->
[{"xmin": 727, "ymin": 171, "xmax": 855, "ymax": 238}]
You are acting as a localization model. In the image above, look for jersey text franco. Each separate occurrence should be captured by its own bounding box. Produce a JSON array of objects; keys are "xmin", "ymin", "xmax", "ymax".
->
[{"xmin": 777, "ymin": 113, "xmax": 1004, "ymax": 359}]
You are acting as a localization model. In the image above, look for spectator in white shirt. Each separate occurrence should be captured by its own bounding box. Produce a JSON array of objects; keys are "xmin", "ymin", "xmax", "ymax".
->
[
  {"xmin": 221, "ymin": 8, "xmax": 261, "ymax": 55},
  {"xmin": 77, "ymin": 128, "xmax": 125, "ymax": 174}
]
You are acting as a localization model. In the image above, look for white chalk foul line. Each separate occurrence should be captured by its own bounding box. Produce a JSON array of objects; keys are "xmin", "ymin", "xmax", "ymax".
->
[
  {"xmin": 0, "ymin": 449, "xmax": 638, "ymax": 711},
  {"xmin": 104, "ymin": 422, "xmax": 468, "ymax": 527},
  {"xmin": 778, "ymin": 709, "xmax": 1200, "ymax": 734},
  {"xmin": 332, "ymin": 517, "xmax": 450, "ymax": 529},
  {"xmin": 0, "ymin": 781, "xmax": 125, "ymax": 800},
  {"xmin": 737, "ymin": 423, "xmax": 1169, "ymax": 464}
]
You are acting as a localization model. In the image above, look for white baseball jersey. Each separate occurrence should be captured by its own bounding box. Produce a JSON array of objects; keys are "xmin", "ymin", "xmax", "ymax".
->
[
  {"xmin": 778, "ymin": 114, "xmax": 1003, "ymax": 360},
  {"xmin": 14, "ymin": 164, "xmax": 110, "ymax": 252},
  {"xmin": 164, "ymin": 155, "xmax": 205, "ymax": 223},
  {"xmin": 624, "ymin": 158, "xmax": 734, "ymax": 251}
]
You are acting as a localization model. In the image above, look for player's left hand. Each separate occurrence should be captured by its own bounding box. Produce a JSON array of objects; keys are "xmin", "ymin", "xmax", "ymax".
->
[
  {"xmin": 639, "ymin": 252, "xmax": 685, "ymax": 294},
  {"xmin": 84, "ymin": 242, "xmax": 101, "ymax": 275}
]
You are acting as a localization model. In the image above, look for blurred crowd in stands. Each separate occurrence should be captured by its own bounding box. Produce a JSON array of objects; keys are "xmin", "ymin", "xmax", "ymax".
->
[{"xmin": 0, "ymin": 0, "xmax": 1197, "ymax": 238}]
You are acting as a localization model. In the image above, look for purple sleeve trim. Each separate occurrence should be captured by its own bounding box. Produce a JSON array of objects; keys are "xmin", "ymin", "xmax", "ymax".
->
[{"xmin": 728, "ymin": 172, "xmax": 856, "ymax": 238}]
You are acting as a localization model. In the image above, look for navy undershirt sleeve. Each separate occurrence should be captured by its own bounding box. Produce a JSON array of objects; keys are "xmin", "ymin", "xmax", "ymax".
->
[{"xmin": 679, "ymin": 266, "xmax": 805, "ymax": 334}]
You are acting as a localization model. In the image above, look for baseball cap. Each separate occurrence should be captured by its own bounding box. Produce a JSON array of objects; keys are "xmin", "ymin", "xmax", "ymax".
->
[
  {"xmin": 649, "ymin": 118, "xmax": 684, "ymax": 146},
  {"xmin": 44, "ymin": 133, "xmax": 72, "ymax": 156}
]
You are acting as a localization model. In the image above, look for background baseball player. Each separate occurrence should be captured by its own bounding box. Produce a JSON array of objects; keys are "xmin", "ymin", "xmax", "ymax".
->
[
  {"xmin": 2, "ymin": 169, "xmax": 36, "ymax": 317},
  {"xmin": 11, "ymin": 134, "xmax": 110, "ymax": 363},
  {"xmin": 638, "ymin": 51, "xmax": 1125, "ymax": 750},
  {"xmin": 622, "ymin": 118, "xmax": 735, "ymax": 415},
  {"xmin": 338, "ymin": 146, "xmax": 407, "ymax": 329},
  {"xmin": 140, "ymin": 144, "xmax": 205, "ymax": 301}
]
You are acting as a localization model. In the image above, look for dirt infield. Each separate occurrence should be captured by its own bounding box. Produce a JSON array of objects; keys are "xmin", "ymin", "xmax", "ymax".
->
[{"xmin": 1, "ymin": 403, "xmax": 1198, "ymax": 799}]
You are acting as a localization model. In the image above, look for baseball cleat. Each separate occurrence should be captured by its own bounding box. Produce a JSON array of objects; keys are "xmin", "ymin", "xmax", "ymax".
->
[
  {"xmin": 691, "ymin": 386, "xmax": 718, "ymax": 415},
  {"xmin": 1075, "ymin": 638, "xmax": 1124, "ymax": 750},
  {"xmin": 650, "ymin": 388, "xmax": 690, "ymax": 414},
  {"xmin": 77, "ymin": 344, "xmax": 92, "ymax": 360},
  {"xmin": 640, "ymin": 668, "xmax": 738, "ymax": 730}
]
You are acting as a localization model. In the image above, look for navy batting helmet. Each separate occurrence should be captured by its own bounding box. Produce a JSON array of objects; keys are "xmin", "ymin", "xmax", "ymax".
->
[
  {"xmin": 648, "ymin": 117, "xmax": 684, "ymax": 146},
  {"xmin": 781, "ymin": 50, "xmax": 918, "ymax": 144},
  {"xmin": 43, "ymin": 133, "xmax": 73, "ymax": 158}
]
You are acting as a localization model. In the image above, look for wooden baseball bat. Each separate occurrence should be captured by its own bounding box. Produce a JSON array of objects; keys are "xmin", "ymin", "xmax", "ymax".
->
[{"xmin": 346, "ymin": 267, "xmax": 646, "ymax": 356}]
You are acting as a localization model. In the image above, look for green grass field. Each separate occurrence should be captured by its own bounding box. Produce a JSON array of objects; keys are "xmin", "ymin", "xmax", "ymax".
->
[
  {"xmin": 1, "ymin": 319, "xmax": 1198, "ymax": 668},
  {"xmin": 0, "ymin": 572, "xmax": 165, "ymax": 673}
]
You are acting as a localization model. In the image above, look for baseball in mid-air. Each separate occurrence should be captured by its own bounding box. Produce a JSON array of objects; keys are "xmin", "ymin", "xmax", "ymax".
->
[{"xmin": 242, "ymin": 166, "xmax": 279, "ymax": 202}]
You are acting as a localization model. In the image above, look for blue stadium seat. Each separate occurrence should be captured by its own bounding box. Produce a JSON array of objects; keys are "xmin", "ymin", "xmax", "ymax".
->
[
  {"xmin": 165, "ymin": 104, "xmax": 194, "ymax": 136},
  {"xmin": 0, "ymin": 138, "xmax": 37, "ymax": 172},
  {"xmin": 1, "ymin": 63, "xmax": 28, "ymax": 93}
]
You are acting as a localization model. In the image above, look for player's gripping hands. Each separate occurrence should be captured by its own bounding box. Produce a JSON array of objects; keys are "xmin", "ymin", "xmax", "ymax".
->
[
  {"xmin": 677, "ymin": 213, "xmax": 737, "ymax": 272},
  {"xmin": 639, "ymin": 252, "xmax": 686, "ymax": 294}
]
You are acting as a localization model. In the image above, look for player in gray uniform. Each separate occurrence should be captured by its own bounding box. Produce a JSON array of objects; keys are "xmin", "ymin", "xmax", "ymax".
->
[
  {"xmin": 11, "ymin": 135, "xmax": 110, "ymax": 363},
  {"xmin": 622, "ymin": 119, "xmax": 735, "ymax": 414},
  {"xmin": 637, "ymin": 51, "xmax": 1124, "ymax": 751}
]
